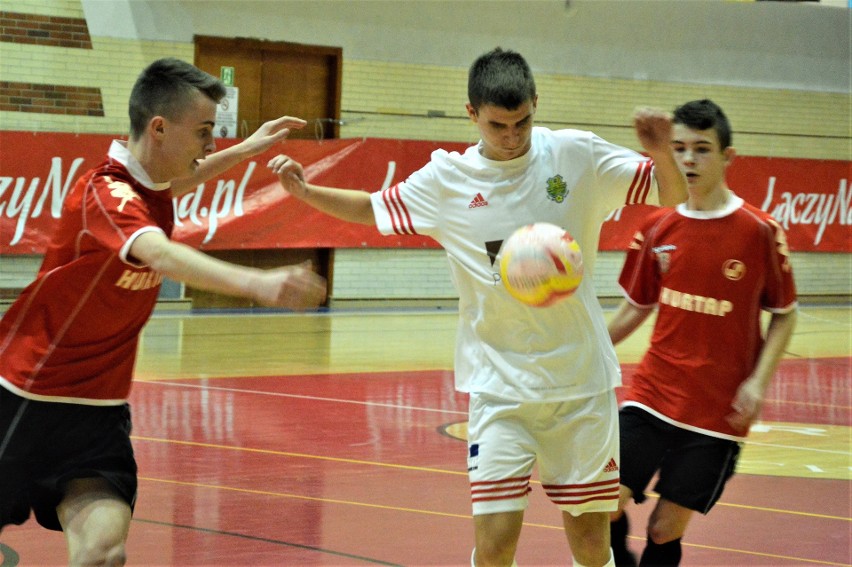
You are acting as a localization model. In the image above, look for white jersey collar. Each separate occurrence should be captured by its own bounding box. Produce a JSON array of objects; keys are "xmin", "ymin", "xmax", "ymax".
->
[
  {"xmin": 108, "ymin": 140, "xmax": 172, "ymax": 192},
  {"xmin": 469, "ymin": 139, "xmax": 535, "ymax": 170},
  {"xmin": 676, "ymin": 194, "xmax": 744, "ymax": 220}
]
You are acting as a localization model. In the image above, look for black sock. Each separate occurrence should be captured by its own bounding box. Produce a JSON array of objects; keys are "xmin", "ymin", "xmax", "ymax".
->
[
  {"xmin": 639, "ymin": 536, "xmax": 682, "ymax": 566},
  {"xmin": 610, "ymin": 514, "xmax": 637, "ymax": 567}
]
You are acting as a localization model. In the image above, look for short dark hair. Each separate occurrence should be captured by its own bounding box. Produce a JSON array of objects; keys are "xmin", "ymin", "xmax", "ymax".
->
[
  {"xmin": 672, "ymin": 99, "xmax": 732, "ymax": 150},
  {"xmin": 128, "ymin": 57, "xmax": 226, "ymax": 140},
  {"xmin": 468, "ymin": 48, "xmax": 536, "ymax": 111}
]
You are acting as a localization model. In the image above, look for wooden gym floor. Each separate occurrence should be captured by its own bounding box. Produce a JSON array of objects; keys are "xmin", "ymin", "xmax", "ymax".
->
[{"xmin": 0, "ymin": 304, "xmax": 849, "ymax": 566}]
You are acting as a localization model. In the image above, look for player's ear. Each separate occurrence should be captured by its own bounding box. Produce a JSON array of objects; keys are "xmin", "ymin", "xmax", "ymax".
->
[
  {"xmin": 723, "ymin": 146, "xmax": 736, "ymax": 167},
  {"xmin": 465, "ymin": 103, "xmax": 478, "ymax": 123},
  {"xmin": 149, "ymin": 116, "xmax": 166, "ymax": 139}
]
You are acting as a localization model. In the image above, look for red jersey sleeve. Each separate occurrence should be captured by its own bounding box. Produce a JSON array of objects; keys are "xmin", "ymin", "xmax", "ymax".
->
[
  {"xmin": 759, "ymin": 214, "xmax": 797, "ymax": 311},
  {"xmin": 618, "ymin": 209, "xmax": 673, "ymax": 306},
  {"xmin": 83, "ymin": 170, "xmax": 169, "ymax": 263}
]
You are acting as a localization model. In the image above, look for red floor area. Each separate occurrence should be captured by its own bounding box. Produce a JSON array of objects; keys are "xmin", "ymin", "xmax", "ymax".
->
[{"xmin": 1, "ymin": 359, "xmax": 849, "ymax": 566}]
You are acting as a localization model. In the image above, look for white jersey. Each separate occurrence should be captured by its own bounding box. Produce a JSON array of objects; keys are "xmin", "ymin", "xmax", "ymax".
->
[{"xmin": 371, "ymin": 127, "xmax": 660, "ymax": 401}]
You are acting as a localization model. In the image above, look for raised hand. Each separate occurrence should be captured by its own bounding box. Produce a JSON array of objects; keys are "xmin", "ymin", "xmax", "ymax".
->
[
  {"xmin": 633, "ymin": 107, "xmax": 674, "ymax": 155},
  {"xmin": 242, "ymin": 116, "xmax": 307, "ymax": 157},
  {"xmin": 268, "ymin": 154, "xmax": 309, "ymax": 199}
]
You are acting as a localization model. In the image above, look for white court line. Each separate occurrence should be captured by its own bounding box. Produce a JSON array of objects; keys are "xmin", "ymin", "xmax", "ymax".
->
[
  {"xmin": 796, "ymin": 308, "xmax": 852, "ymax": 328},
  {"xmin": 141, "ymin": 380, "xmax": 468, "ymax": 416},
  {"xmin": 745, "ymin": 440, "xmax": 850, "ymax": 456}
]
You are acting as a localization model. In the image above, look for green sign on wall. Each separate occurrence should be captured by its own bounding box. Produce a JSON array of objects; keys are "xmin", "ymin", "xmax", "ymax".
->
[{"xmin": 220, "ymin": 66, "xmax": 235, "ymax": 86}]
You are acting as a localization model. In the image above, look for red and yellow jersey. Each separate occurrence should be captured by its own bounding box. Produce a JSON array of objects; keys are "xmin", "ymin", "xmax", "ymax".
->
[
  {"xmin": 0, "ymin": 141, "xmax": 173, "ymax": 404},
  {"xmin": 619, "ymin": 195, "xmax": 797, "ymax": 439}
]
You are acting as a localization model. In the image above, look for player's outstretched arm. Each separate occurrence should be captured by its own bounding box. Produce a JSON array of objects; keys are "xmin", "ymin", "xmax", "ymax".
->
[
  {"xmin": 130, "ymin": 231, "xmax": 327, "ymax": 310},
  {"xmin": 726, "ymin": 308, "xmax": 797, "ymax": 432},
  {"xmin": 268, "ymin": 154, "xmax": 377, "ymax": 226},
  {"xmin": 633, "ymin": 107, "xmax": 687, "ymax": 207},
  {"xmin": 607, "ymin": 299, "xmax": 654, "ymax": 346},
  {"xmin": 170, "ymin": 116, "xmax": 308, "ymax": 197}
]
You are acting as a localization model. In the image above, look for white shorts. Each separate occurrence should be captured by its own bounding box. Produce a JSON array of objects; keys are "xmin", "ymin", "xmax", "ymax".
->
[{"xmin": 467, "ymin": 389, "xmax": 620, "ymax": 516}]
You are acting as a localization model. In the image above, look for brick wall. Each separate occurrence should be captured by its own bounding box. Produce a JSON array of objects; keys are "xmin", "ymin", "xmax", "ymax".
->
[
  {"xmin": 0, "ymin": 10, "xmax": 92, "ymax": 48},
  {"xmin": 0, "ymin": 81, "xmax": 103, "ymax": 116},
  {"xmin": 0, "ymin": 9, "xmax": 103, "ymax": 118},
  {"xmin": 0, "ymin": 0, "xmax": 192, "ymax": 134}
]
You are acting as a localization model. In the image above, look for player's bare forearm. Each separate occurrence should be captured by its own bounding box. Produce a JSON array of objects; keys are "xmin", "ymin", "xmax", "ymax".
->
[
  {"xmin": 727, "ymin": 309, "xmax": 797, "ymax": 431},
  {"xmin": 751, "ymin": 308, "xmax": 798, "ymax": 391},
  {"xmin": 169, "ymin": 146, "xmax": 253, "ymax": 197},
  {"xmin": 650, "ymin": 151, "xmax": 688, "ymax": 207},
  {"xmin": 607, "ymin": 299, "xmax": 653, "ymax": 346},
  {"xmin": 301, "ymin": 183, "xmax": 376, "ymax": 226},
  {"xmin": 170, "ymin": 116, "xmax": 307, "ymax": 197},
  {"xmin": 633, "ymin": 107, "xmax": 687, "ymax": 206},
  {"xmin": 129, "ymin": 232, "xmax": 326, "ymax": 309},
  {"xmin": 139, "ymin": 235, "xmax": 253, "ymax": 295}
]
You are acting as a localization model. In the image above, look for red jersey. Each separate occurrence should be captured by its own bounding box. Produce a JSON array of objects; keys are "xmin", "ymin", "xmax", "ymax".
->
[
  {"xmin": 0, "ymin": 141, "xmax": 174, "ymax": 404},
  {"xmin": 618, "ymin": 195, "xmax": 797, "ymax": 440}
]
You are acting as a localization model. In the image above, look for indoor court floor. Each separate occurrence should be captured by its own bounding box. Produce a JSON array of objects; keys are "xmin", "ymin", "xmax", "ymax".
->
[{"xmin": 0, "ymin": 304, "xmax": 849, "ymax": 566}]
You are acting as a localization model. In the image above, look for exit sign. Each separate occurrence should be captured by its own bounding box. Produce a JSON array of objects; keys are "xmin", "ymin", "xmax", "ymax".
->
[{"xmin": 220, "ymin": 66, "xmax": 235, "ymax": 86}]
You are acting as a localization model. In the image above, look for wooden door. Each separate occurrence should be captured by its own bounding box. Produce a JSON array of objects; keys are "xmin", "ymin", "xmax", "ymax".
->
[
  {"xmin": 187, "ymin": 36, "xmax": 341, "ymax": 308},
  {"xmin": 194, "ymin": 35, "xmax": 341, "ymax": 139},
  {"xmin": 261, "ymin": 45, "xmax": 341, "ymax": 140}
]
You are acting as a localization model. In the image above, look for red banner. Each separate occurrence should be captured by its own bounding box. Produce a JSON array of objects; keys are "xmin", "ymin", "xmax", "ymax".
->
[{"xmin": 1, "ymin": 131, "xmax": 849, "ymax": 254}]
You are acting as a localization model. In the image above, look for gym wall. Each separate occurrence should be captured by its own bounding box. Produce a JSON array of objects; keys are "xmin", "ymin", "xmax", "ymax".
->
[{"xmin": 1, "ymin": 0, "xmax": 848, "ymax": 306}]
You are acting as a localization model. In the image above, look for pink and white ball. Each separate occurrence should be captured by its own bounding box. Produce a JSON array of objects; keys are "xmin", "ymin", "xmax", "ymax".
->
[{"xmin": 499, "ymin": 223, "xmax": 584, "ymax": 307}]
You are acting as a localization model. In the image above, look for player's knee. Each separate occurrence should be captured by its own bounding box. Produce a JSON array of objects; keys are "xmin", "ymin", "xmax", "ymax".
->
[
  {"xmin": 646, "ymin": 521, "xmax": 684, "ymax": 545},
  {"xmin": 69, "ymin": 537, "xmax": 127, "ymax": 567},
  {"xmin": 474, "ymin": 510, "xmax": 523, "ymax": 565}
]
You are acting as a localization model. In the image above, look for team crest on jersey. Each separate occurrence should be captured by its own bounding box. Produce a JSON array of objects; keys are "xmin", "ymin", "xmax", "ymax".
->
[
  {"xmin": 652, "ymin": 244, "xmax": 676, "ymax": 274},
  {"xmin": 723, "ymin": 259, "xmax": 746, "ymax": 281},
  {"xmin": 106, "ymin": 177, "xmax": 139, "ymax": 212},
  {"xmin": 545, "ymin": 175, "xmax": 568, "ymax": 203}
]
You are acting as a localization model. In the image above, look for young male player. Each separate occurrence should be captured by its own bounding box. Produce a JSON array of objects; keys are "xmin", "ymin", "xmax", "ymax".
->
[
  {"xmin": 269, "ymin": 48, "xmax": 687, "ymax": 567},
  {"xmin": 0, "ymin": 57, "xmax": 326, "ymax": 566},
  {"xmin": 607, "ymin": 99, "xmax": 797, "ymax": 566}
]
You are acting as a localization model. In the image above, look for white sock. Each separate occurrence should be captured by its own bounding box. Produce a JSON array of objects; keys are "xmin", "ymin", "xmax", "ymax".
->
[{"xmin": 573, "ymin": 548, "xmax": 614, "ymax": 567}]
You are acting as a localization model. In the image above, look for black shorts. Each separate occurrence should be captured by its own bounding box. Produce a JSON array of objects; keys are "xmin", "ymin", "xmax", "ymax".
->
[
  {"xmin": 0, "ymin": 387, "xmax": 138, "ymax": 532},
  {"xmin": 619, "ymin": 406, "xmax": 740, "ymax": 514}
]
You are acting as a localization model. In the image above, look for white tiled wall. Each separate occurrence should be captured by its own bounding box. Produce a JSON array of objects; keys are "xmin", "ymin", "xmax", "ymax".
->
[{"xmin": 330, "ymin": 249, "xmax": 851, "ymax": 302}]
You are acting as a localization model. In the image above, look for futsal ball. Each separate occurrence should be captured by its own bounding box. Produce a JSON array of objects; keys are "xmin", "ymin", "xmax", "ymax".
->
[{"xmin": 499, "ymin": 223, "xmax": 584, "ymax": 307}]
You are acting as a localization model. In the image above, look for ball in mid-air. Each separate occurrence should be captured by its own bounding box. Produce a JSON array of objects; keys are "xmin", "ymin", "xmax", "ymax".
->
[{"xmin": 499, "ymin": 223, "xmax": 584, "ymax": 307}]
